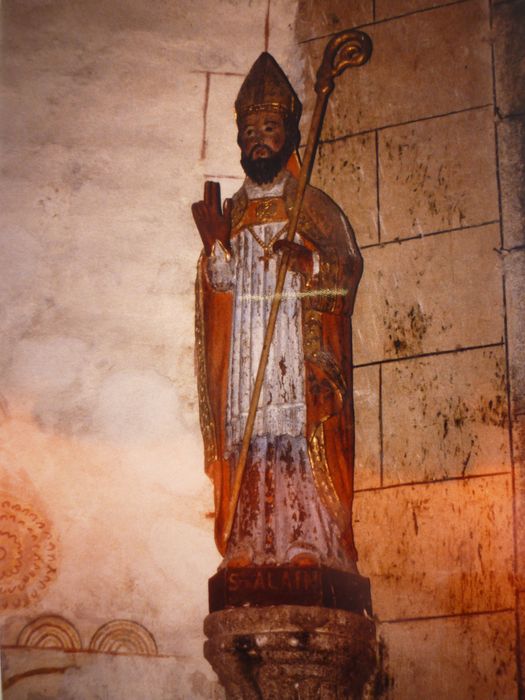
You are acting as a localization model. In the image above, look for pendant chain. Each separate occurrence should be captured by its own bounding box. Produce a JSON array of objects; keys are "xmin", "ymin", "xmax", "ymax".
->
[{"xmin": 246, "ymin": 222, "xmax": 289, "ymax": 270}]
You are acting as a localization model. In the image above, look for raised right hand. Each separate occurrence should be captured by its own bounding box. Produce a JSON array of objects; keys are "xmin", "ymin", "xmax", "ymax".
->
[{"xmin": 191, "ymin": 181, "xmax": 232, "ymax": 257}]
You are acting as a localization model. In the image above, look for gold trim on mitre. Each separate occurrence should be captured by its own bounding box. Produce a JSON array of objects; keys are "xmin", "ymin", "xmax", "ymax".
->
[{"xmin": 235, "ymin": 52, "xmax": 302, "ymax": 123}]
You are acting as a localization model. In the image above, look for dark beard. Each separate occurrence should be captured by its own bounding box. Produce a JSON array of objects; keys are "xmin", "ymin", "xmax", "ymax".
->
[
  {"xmin": 238, "ymin": 121, "xmax": 300, "ymax": 185},
  {"xmin": 240, "ymin": 150, "xmax": 286, "ymax": 185}
]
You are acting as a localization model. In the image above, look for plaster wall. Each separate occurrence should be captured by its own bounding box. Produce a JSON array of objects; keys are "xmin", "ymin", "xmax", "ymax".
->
[{"xmin": 0, "ymin": 0, "xmax": 299, "ymax": 697}]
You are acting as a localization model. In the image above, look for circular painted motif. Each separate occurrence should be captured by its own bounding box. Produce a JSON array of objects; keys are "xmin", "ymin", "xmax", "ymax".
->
[{"xmin": 0, "ymin": 496, "xmax": 57, "ymax": 610}]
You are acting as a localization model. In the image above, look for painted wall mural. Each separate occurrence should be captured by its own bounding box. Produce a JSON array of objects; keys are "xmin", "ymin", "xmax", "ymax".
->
[
  {"xmin": 0, "ymin": 494, "xmax": 57, "ymax": 610},
  {"xmin": 15, "ymin": 614, "xmax": 158, "ymax": 656},
  {"xmin": 16, "ymin": 615, "xmax": 81, "ymax": 651},
  {"xmin": 89, "ymin": 620, "xmax": 158, "ymax": 656}
]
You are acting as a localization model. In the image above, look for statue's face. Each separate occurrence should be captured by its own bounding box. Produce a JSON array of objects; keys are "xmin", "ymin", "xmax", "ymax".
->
[{"xmin": 238, "ymin": 111, "xmax": 286, "ymax": 161}]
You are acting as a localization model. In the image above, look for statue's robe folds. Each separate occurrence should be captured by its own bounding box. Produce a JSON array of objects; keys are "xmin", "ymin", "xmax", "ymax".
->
[{"xmin": 195, "ymin": 172, "xmax": 363, "ymax": 568}]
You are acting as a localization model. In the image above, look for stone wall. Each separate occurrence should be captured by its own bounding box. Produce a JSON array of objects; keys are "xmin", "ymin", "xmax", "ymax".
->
[
  {"xmin": 1, "ymin": 0, "xmax": 523, "ymax": 698},
  {"xmin": 302, "ymin": 0, "xmax": 523, "ymax": 697},
  {"xmin": 493, "ymin": 0, "xmax": 525, "ymax": 695}
]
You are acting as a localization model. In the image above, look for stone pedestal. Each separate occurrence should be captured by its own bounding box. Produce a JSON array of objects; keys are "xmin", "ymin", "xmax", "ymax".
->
[{"xmin": 204, "ymin": 605, "xmax": 376, "ymax": 699}]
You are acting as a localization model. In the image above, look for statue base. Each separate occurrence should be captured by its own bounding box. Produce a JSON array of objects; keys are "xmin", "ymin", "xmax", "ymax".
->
[
  {"xmin": 208, "ymin": 565, "xmax": 372, "ymax": 615},
  {"xmin": 204, "ymin": 605, "xmax": 377, "ymax": 699}
]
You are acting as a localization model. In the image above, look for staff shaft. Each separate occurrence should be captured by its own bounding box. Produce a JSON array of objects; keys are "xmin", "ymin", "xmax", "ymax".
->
[{"xmin": 221, "ymin": 30, "xmax": 372, "ymax": 552}]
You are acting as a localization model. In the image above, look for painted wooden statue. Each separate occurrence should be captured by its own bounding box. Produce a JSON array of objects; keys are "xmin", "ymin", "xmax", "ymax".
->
[{"xmin": 193, "ymin": 50, "xmax": 366, "ymax": 574}]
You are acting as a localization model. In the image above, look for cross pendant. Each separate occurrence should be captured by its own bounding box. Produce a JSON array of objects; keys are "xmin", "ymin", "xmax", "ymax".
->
[{"xmin": 259, "ymin": 251, "xmax": 273, "ymax": 271}]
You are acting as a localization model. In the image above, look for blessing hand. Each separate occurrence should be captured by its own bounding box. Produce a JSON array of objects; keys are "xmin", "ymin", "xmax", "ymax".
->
[{"xmin": 191, "ymin": 181, "xmax": 232, "ymax": 257}]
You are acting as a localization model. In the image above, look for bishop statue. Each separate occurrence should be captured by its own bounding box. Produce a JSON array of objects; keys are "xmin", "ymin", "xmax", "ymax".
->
[{"xmin": 193, "ymin": 53, "xmax": 363, "ymax": 573}]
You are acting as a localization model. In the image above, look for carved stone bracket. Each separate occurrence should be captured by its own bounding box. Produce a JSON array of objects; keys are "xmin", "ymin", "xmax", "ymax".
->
[{"xmin": 204, "ymin": 605, "xmax": 376, "ymax": 699}]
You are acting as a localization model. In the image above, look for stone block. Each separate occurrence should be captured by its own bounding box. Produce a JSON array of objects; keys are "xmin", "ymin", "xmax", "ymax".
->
[
  {"xmin": 354, "ymin": 364, "xmax": 381, "ymax": 490},
  {"xmin": 353, "ymin": 474, "xmax": 514, "ymax": 619},
  {"xmin": 375, "ymin": 0, "xmax": 452, "ymax": 20},
  {"xmin": 517, "ymin": 415, "xmax": 525, "ymax": 583},
  {"xmin": 311, "ymin": 132, "xmax": 378, "ymax": 246},
  {"xmin": 295, "ymin": 0, "xmax": 373, "ymax": 42},
  {"xmin": 204, "ymin": 73, "xmax": 245, "ymax": 178},
  {"xmin": 379, "ymin": 611, "xmax": 517, "ymax": 699},
  {"xmin": 379, "ymin": 107, "xmax": 499, "ymax": 241},
  {"xmin": 2, "ymin": 44, "xmax": 203, "ymax": 153},
  {"xmin": 493, "ymin": 0, "xmax": 525, "ymax": 117},
  {"xmin": 498, "ymin": 115, "xmax": 525, "ymax": 250},
  {"xmin": 353, "ymin": 224, "xmax": 504, "ymax": 365},
  {"xmin": 519, "ymin": 589, "xmax": 525, "ymax": 697},
  {"xmin": 1, "ymin": 143, "xmax": 197, "ymax": 231},
  {"xmin": 302, "ymin": 0, "xmax": 492, "ymax": 140},
  {"xmin": 504, "ymin": 248, "xmax": 525, "ymax": 417},
  {"xmin": 382, "ymin": 346, "xmax": 510, "ymax": 485},
  {"xmin": 9, "ymin": 217, "xmax": 195, "ymax": 354}
]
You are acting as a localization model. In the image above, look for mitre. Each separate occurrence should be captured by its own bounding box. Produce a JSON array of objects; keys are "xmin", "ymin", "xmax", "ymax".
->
[{"xmin": 235, "ymin": 52, "xmax": 302, "ymax": 124}]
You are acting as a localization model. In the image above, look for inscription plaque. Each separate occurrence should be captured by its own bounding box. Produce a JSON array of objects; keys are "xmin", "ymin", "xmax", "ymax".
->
[{"xmin": 209, "ymin": 566, "xmax": 372, "ymax": 614}]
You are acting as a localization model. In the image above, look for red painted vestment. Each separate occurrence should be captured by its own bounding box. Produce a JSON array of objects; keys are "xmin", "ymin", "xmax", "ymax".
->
[{"xmin": 195, "ymin": 173, "xmax": 363, "ymax": 562}]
